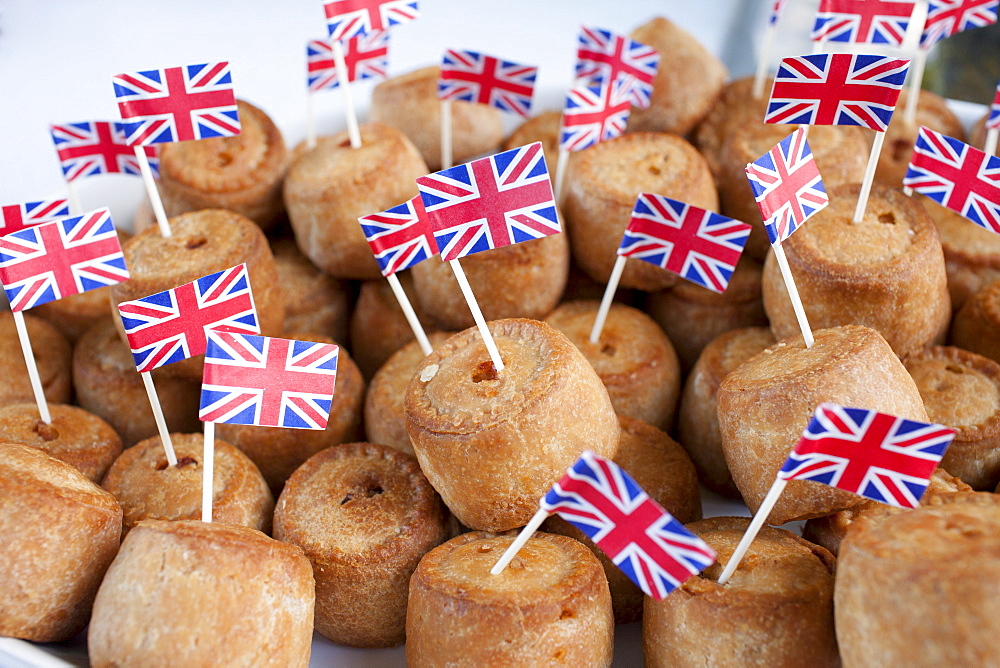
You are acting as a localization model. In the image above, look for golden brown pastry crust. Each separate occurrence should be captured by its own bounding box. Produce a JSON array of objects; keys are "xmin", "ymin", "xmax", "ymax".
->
[
  {"xmin": 0, "ymin": 311, "xmax": 72, "ymax": 406},
  {"xmin": 544, "ymin": 416, "xmax": 701, "ymax": 623},
  {"xmin": 274, "ymin": 442, "xmax": 451, "ymax": 648},
  {"xmin": 644, "ymin": 516, "xmax": 838, "ymax": 668},
  {"xmin": 216, "ymin": 339, "xmax": 365, "ymax": 492},
  {"xmin": 349, "ymin": 273, "xmax": 435, "ymax": 379},
  {"xmin": 693, "ymin": 76, "xmax": 770, "ymax": 178},
  {"xmin": 628, "ymin": 17, "xmax": 728, "ymax": 135},
  {"xmin": 951, "ymin": 278, "xmax": 1000, "ymax": 364},
  {"xmin": 717, "ymin": 325, "xmax": 928, "ymax": 524},
  {"xmin": 875, "ymin": 89, "xmax": 965, "ymax": 188},
  {"xmin": 801, "ymin": 468, "xmax": 972, "ymax": 556},
  {"xmin": 101, "ymin": 432, "xmax": 273, "ymax": 536},
  {"xmin": 285, "ymin": 123, "xmax": 429, "ymax": 280},
  {"xmin": 370, "ymin": 66, "xmax": 505, "ymax": 171},
  {"xmin": 158, "ymin": 99, "xmax": 289, "ymax": 229},
  {"xmin": 563, "ymin": 131, "xmax": 718, "ymax": 290},
  {"xmin": 88, "ymin": 519, "xmax": 314, "ymax": 668},
  {"xmin": 405, "ymin": 319, "xmax": 620, "ymax": 531},
  {"xmin": 762, "ymin": 183, "xmax": 951, "ymax": 356},
  {"xmin": 406, "ymin": 531, "xmax": 613, "ymax": 667},
  {"xmin": 921, "ymin": 195, "xmax": 1000, "ymax": 312},
  {"xmin": 0, "ymin": 402, "xmax": 122, "ymax": 483},
  {"xmin": 544, "ymin": 300, "xmax": 681, "ymax": 431},
  {"xmin": 411, "ymin": 232, "xmax": 569, "ymax": 330},
  {"xmin": 365, "ymin": 332, "xmax": 454, "ymax": 456},
  {"xmin": 677, "ymin": 326, "xmax": 776, "ymax": 497},
  {"xmin": 835, "ymin": 493, "xmax": 1000, "ymax": 666},
  {"xmin": 72, "ymin": 318, "xmax": 200, "ymax": 447},
  {"xmin": 272, "ymin": 239, "xmax": 353, "ymax": 346},
  {"xmin": 718, "ymin": 124, "xmax": 868, "ymax": 260},
  {"xmin": 0, "ymin": 443, "xmax": 122, "ymax": 642},
  {"xmin": 648, "ymin": 257, "xmax": 768, "ymax": 374},
  {"xmin": 108, "ymin": 208, "xmax": 284, "ymax": 380},
  {"xmin": 903, "ymin": 345, "xmax": 1000, "ymax": 490}
]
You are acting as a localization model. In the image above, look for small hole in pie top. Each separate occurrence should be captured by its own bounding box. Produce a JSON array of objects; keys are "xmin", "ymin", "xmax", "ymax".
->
[
  {"xmin": 185, "ymin": 237, "xmax": 208, "ymax": 250},
  {"xmin": 34, "ymin": 421, "xmax": 59, "ymax": 442},
  {"xmin": 878, "ymin": 213, "xmax": 896, "ymax": 225},
  {"xmin": 472, "ymin": 361, "xmax": 499, "ymax": 383}
]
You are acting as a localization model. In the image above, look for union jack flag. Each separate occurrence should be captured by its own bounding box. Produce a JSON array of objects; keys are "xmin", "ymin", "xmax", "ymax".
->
[
  {"xmin": 0, "ymin": 208, "xmax": 128, "ymax": 312},
  {"xmin": 416, "ymin": 142, "xmax": 558, "ymax": 261},
  {"xmin": 1, "ymin": 199, "xmax": 70, "ymax": 237},
  {"xmin": 987, "ymin": 78, "xmax": 1000, "ymax": 130},
  {"xmin": 617, "ymin": 195, "xmax": 751, "ymax": 294},
  {"xmin": 49, "ymin": 121, "xmax": 158, "ymax": 182},
  {"xmin": 117, "ymin": 264, "xmax": 260, "ymax": 373},
  {"xmin": 541, "ymin": 451, "xmax": 717, "ymax": 600},
  {"xmin": 200, "ymin": 331, "xmax": 339, "ymax": 430},
  {"xmin": 746, "ymin": 128, "xmax": 829, "ymax": 245},
  {"xmin": 903, "ymin": 126, "xmax": 1000, "ymax": 234},
  {"xmin": 575, "ymin": 26, "xmax": 660, "ymax": 109},
  {"xmin": 323, "ymin": 0, "xmax": 419, "ymax": 41},
  {"xmin": 811, "ymin": 0, "xmax": 916, "ymax": 45},
  {"xmin": 438, "ymin": 49, "xmax": 538, "ymax": 118},
  {"xmin": 920, "ymin": 0, "xmax": 999, "ymax": 49},
  {"xmin": 766, "ymin": 53, "xmax": 909, "ymax": 131},
  {"xmin": 307, "ymin": 32, "xmax": 389, "ymax": 92},
  {"xmin": 559, "ymin": 77, "xmax": 632, "ymax": 153},
  {"xmin": 113, "ymin": 62, "xmax": 241, "ymax": 145},
  {"xmin": 770, "ymin": 0, "xmax": 791, "ymax": 25},
  {"xmin": 359, "ymin": 195, "xmax": 438, "ymax": 276},
  {"xmin": 779, "ymin": 403, "xmax": 955, "ymax": 509}
]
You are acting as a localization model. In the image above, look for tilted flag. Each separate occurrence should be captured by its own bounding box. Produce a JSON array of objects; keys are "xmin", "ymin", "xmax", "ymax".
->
[
  {"xmin": 438, "ymin": 49, "xmax": 538, "ymax": 118},
  {"xmin": 766, "ymin": 53, "xmax": 909, "ymax": 131},
  {"xmin": 779, "ymin": 403, "xmax": 955, "ymax": 509},
  {"xmin": 50, "ymin": 121, "xmax": 158, "ymax": 181},
  {"xmin": 575, "ymin": 26, "xmax": 660, "ymax": 109},
  {"xmin": 811, "ymin": 0, "xmax": 915, "ymax": 46},
  {"xmin": 541, "ymin": 451, "xmax": 717, "ymax": 600},
  {"xmin": 903, "ymin": 125, "xmax": 1000, "ymax": 234},
  {"xmin": 359, "ymin": 195, "xmax": 438, "ymax": 276},
  {"xmin": 920, "ymin": 0, "xmax": 999, "ymax": 49},
  {"xmin": 770, "ymin": 0, "xmax": 791, "ymax": 25},
  {"xmin": 307, "ymin": 32, "xmax": 390, "ymax": 92},
  {"xmin": 117, "ymin": 264, "xmax": 260, "ymax": 373},
  {"xmin": 559, "ymin": 77, "xmax": 632, "ymax": 153},
  {"xmin": 200, "ymin": 331, "xmax": 339, "ymax": 430},
  {"xmin": 416, "ymin": 142, "xmax": 558, "ymax": 261},
  {"xmin": 1, "ymin": 199, "xmax": 70, "ymax": 237},
  {"xmin": 988, "ymin": 78, "xmax": 1000, "ymax": 130},
  {"xmin": 618, "ymin": 194, "xmax": 751, "ymax": 294},
  {"xmin": 323, "ymin": 0, "xmax": 419, "ymax": 41},
  {"xmin": 0, "ymin": 208, "xmax": 128, "ymax": 312},
  {"xmin": 113, "ymin": 62, "xmax": 241, "ymax": 145},
  {"xmin": 746, "ymin": 127, "xmax": 829, "ymax": 245}
]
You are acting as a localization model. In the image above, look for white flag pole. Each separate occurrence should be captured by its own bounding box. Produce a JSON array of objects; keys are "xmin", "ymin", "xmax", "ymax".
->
[
  {"xmin": 305, "ymin": 90, "xmax": 318, "ymax": 150},
  {"xmin": 448, "ymin": 259, "xmax": 504, "ymax": 372},
  {"xmin": 553, "ymin": 148, "xmax": 570, "ymax": 204},
  {"xmin": 440, "ymin": 99, "xmax": 454, "ymax": 170},
  {"xmin": 11, "ymin": 311, "xmax": 51, "ymax": 424},
  {"xmin": 986, "ymin": 127, "xmax": 999, "ymax": 156},
  {"xmin": 853, "ymin": 131, "xmax": 888, "ymax": 223},
  {"xmin": 753, "ymin": 24, "xmax": 779, "ymax": 100},
  {"xmin": 202, "ymin": 420, "xmax": 215, "ymax": 523},
  {"xmin": 386, "ymin": 273, "xmax": 433, "ymax": 356},
  {"xmin": 903, "ymin": 50, "xmax": 927, "ymax": 127},
  {"xmin": 332, "ymin": 40, "xmax": 362, "ymax": 149},
  {"xmin": 589, "ymin": 255, "xmax": 627, "ymax": 344},
  {"xmin": 490, "ymin": 507, "xmax": 550, "ymax": 575},
  {"xmin": 717, "ymin": 477, "xmax": 788, "ymax": 585},
  {"xmin": 65, "ymin": 182, "xmax": 83, "ymax": 217},
  {"xmin": 134, "ymin": 147, "xmax": 170, "ymax": 237},
  {"xmin": 771, "ymin": 242, "xmax": 814, "ymax": 348},
  {"xmin": 139, "ymin": 372, "xmax": 177, "ymax": 467}
]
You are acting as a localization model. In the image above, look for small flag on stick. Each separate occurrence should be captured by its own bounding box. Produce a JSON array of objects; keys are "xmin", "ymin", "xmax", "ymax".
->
[
  {"xmin": 198, "ymin": 330, "xmax": 339, "ymax": 521},
  {"xmin": 903, "ymin": 125, "xmax": 1000, "ymax": 234},
  {"xmin": 491, "ymin": 451, "xmax": 716, "ymax": 600},
  {"xmin": 717, "ymin": 403, "xmax": 955, "ymax": 585},
  {"xmin": 746, "ymin": 127, "xmax": 828, "ymax": 348},
  {"xmin": 0, "ymin": 208, "xmax": 129, "ymax": 425},
  {"xmin": 113, "ymin": 62, "xmax": 241, "ymax": 237},
  {"xmin": 753, "ymin": 0, "xmax": 792, "ymax": 99},
  {"xmin": 920, "ymin": 0, "xmax": 999, "ymax": 49},
  {"xmin": 575, "ymin": 26, "xmax": 660, "ymax": 109},
  {"xmin": 359, "ymin": 195, "xmax": 438, "ymax": 355},
  {"xmin": 985, "ymin": 79, "xmax": 1000, "ymax": 156},
  {"xmin": 437, "ymin": 49, "xmax": 537, "ymax": 168},
  {"xmin": 590, "ymin": 194, "xmax": 750, "ymax": 343},
  {"xmin": 50, "ymin": 121, "xmax": 159, "ymax": 182},
  {"xmin": 810, "ymin": 0, "xmax": 916, "ymax": 46},
  {"xmin": 323, "ymin": 0, "xmax": 419, "ymax": 41},
  {"xmin": 1, "ymin": 199, "xmax": 70, "ymax": 236}
]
